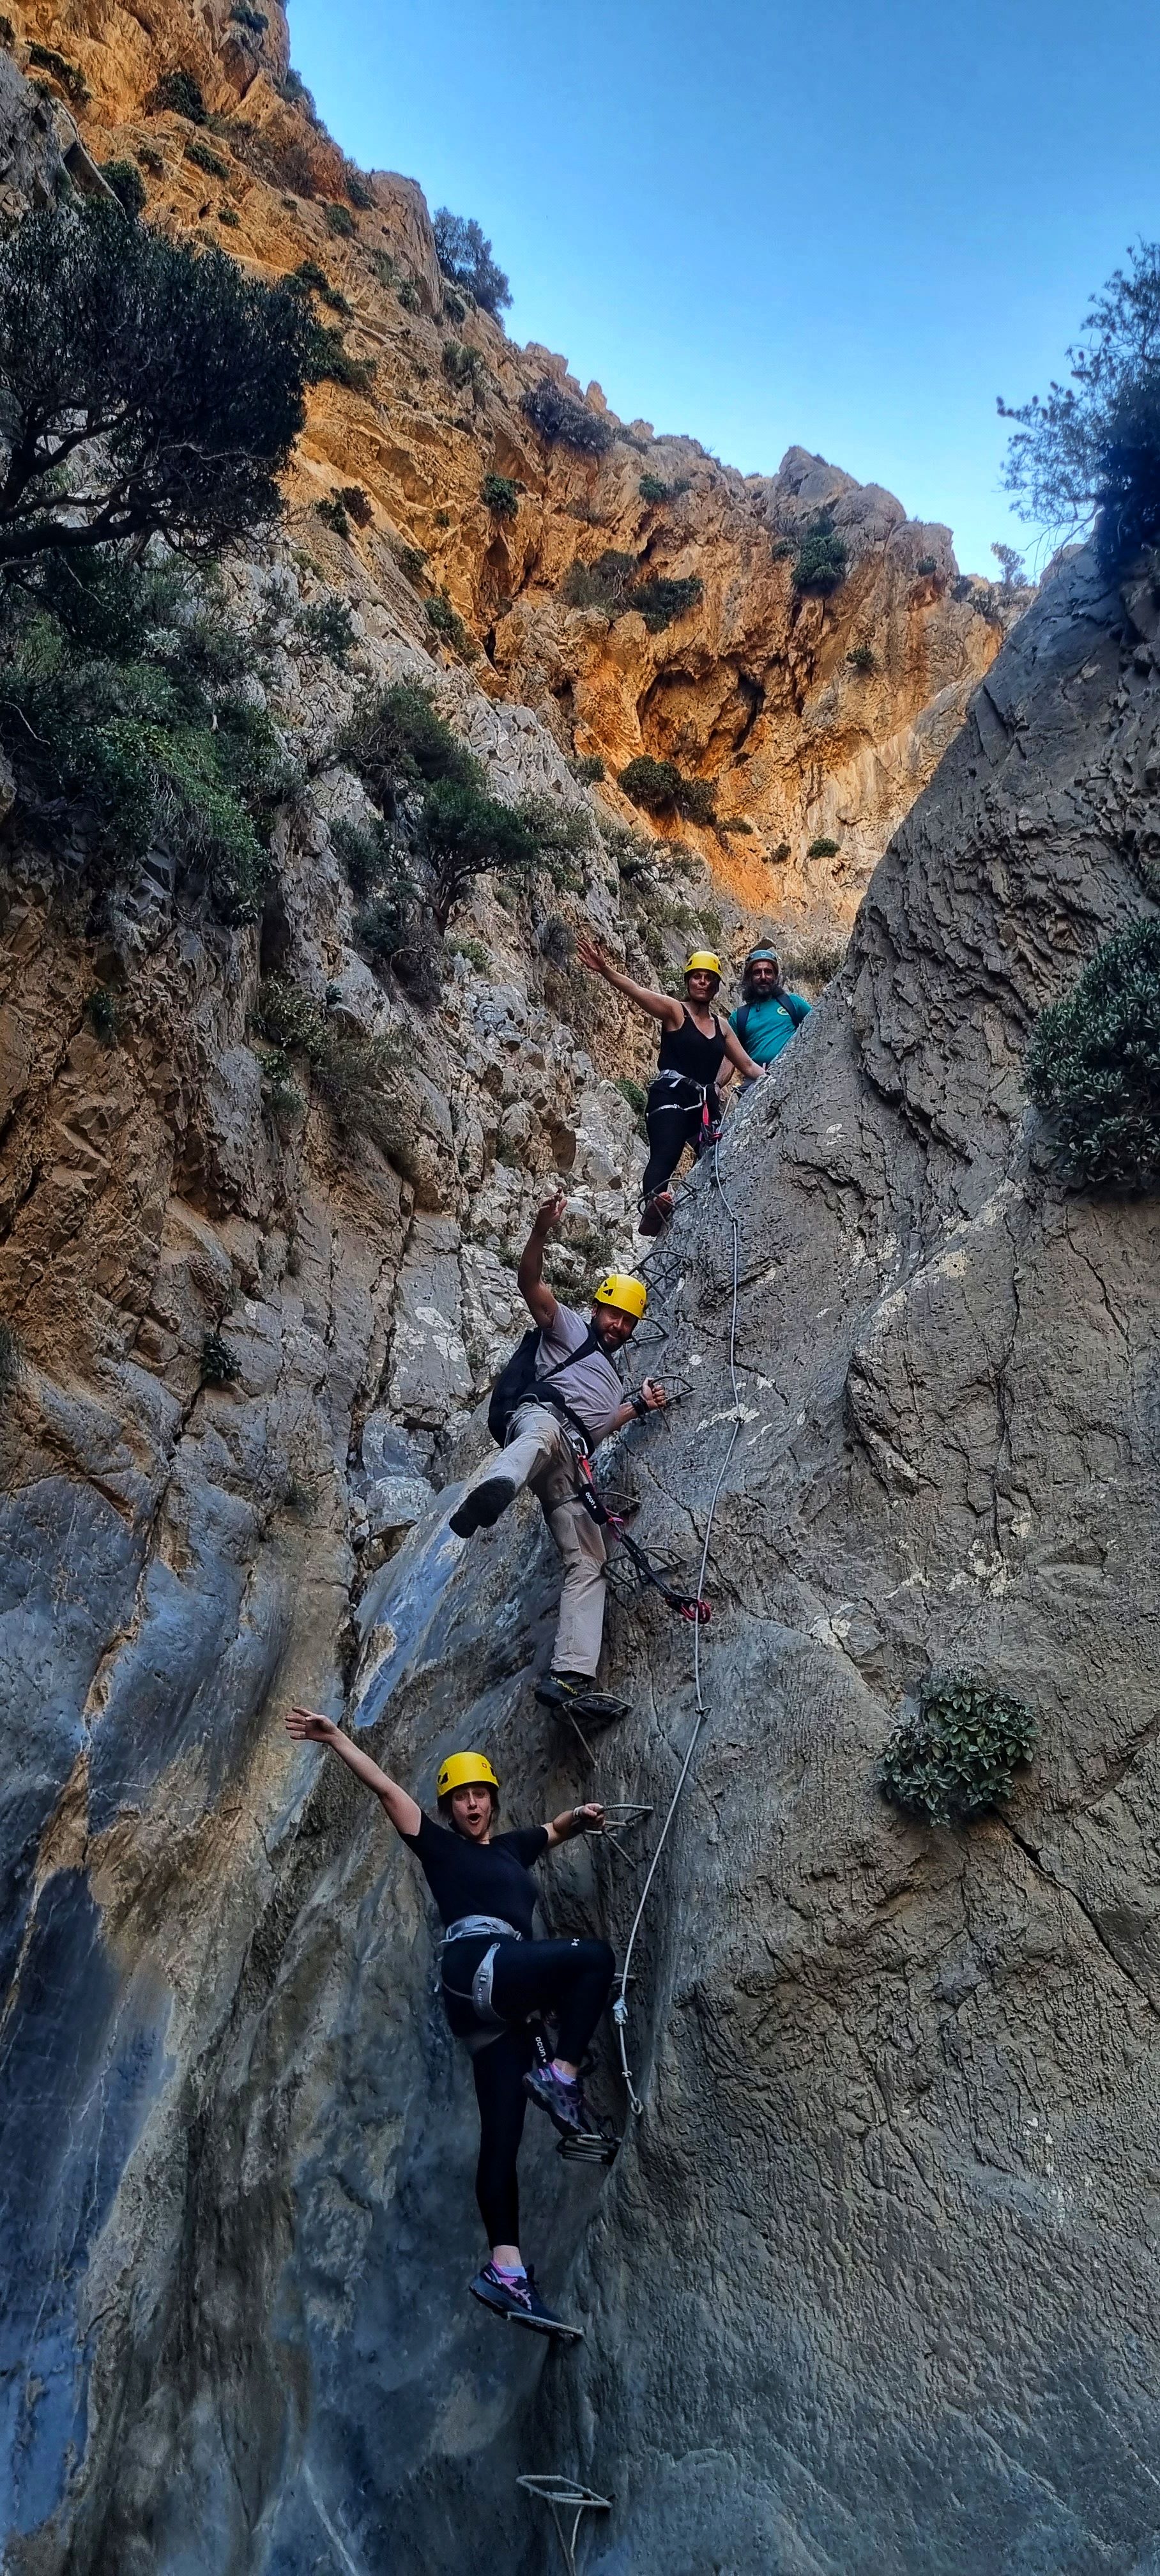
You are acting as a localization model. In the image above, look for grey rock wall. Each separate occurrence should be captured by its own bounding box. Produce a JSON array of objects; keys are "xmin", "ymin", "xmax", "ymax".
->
[{"xmin": 6, "ymin": 540, "xmax": 1160, "ymax": 2575}]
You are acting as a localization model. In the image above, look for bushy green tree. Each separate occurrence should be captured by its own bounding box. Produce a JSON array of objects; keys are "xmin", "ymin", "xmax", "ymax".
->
[
  {"xmin": 432, "ymin": 209, "xmax": 511, "ymax": 316},
  {"xmin": 0, "ymin": 202, "xmax": 315, "ymax": 566},
  {"xmin": 1000, "ymin": 243, "xmax": 1160, "ymax": 564},
  {"xmin": 101, "ymin": 159, "xmax": 147, "ymax": 218},
  {"xmin": 1025, "ymin": 916, "xmax": 1160, "ymax": 1187},
  {"xmin": 618, "ymin": 755, "xmax": 716, "ymax": 824},
  {"xmin": 630, "ymin": 573, "xmax": 703, "ymax": 631}
]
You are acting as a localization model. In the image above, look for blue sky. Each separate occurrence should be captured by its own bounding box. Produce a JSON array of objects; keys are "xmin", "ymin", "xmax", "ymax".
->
[{"xmin": 288, "ymin": 0, "xmax": 1160, "ymax": 578}]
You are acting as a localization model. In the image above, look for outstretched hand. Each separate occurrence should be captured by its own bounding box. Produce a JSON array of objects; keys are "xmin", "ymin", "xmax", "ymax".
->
[
  {"xmin": 575, "ymin": 934, "xmax": 611, "ymax": 977},
  {"xmin": 286, "ymin": 1705, "xmax": 339, "ymax": 1744},
  {"xmin": 533, "ymin": 1190, "xmax": 569, "ymax": 1236}
]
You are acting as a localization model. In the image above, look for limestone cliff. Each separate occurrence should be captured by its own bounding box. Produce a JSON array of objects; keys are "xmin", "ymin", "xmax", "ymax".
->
[{"xmin": 10, "ymin": 0, "xmax": 1022, "ymax": 937}]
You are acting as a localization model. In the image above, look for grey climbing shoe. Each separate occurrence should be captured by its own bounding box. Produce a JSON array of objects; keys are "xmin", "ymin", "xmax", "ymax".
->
[
  {"xmin": 535, "ymin": 1673, "xmax": 631, "ymax": 1726},
  {"xmin": 450, "ymin": 1475, "xmax": 517, "ymax": 1538},
  {"xmin": 523, "ymin": 2060, "xmax": 593, "ymax": 2141},
  {"xmin": 469, "ymin": 2264, "xmax": 583, "ymax": 2342}
]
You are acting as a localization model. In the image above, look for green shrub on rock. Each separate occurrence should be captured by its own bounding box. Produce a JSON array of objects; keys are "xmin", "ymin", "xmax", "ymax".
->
[
  {"xmin": 481, "ymin": 473, "xmax": 519, "ymax": 519},
  {"xmin": 296, "ymin": 594, "xmax": 355, "ymax": 663},
  {"xmin": 102, "ymin": 159, "xmax": 148, "ymax": 218},
  {"xmin": 201, "ymin": 1329, "xmax": 241, "ymax": 1387},
  {"xmin": 618, "ymin": 755, "xmax": 716, "ymax": 825},
  {"xmin": 1000, "ymin": 241, "xmax": 1160, "ymax": 565},
  {"xmin": 807, "ymin": 836, "xmax": 840, "ymax": 859},
  {"xmin": 27, "ymin": 42, "xmax": 90, "ymax": 103},
  {"xmin": 630, "ymin": 574, "xmax": 703, "ymax": 631},
  {"xmin": 0, "ymin": 550, "xmax": 290, "ymax": 917},
  {"xmin": 793, "ymin": 509, "xmax": 848, "ymax": 595},
  {"xmin": 1025, "ymin": 916, "xmax": 1160, "ymax": 1188},
  {"xmin": 521, "ymin": 378, "xmax": 615, "ymax": 456},
  {"xmin": 146, "ymin": 67, "xmax": 207, "ymax": 121},
  {"xmin": 880, "ymin": 1673, "xmax": 1037, "ymax": 1827}
]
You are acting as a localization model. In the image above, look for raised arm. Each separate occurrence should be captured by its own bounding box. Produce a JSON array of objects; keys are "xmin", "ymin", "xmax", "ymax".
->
[
  {"xmin": 575, "ymin": 933, "xmax": 683, "ymax": 1029},
  {"xmin": 285, "ymin": 1707, "xmax": 422, "ymax": 1837},
  {"xmin": 517, "ymin": 1193, "xmax": 565, "ymax": 1330}
]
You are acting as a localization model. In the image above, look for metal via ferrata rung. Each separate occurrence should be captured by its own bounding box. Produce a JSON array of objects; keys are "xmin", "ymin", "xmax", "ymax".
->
[{"xmin": 517, "ymin": 2474, "xmax": 611, "ymax": 2575}]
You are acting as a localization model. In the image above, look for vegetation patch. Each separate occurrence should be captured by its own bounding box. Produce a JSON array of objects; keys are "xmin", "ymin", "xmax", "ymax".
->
[
  {"xmin": 432, "ymin": 209, "xmax": 511, "ymax": 316},
  {"xmin": 291, "ymin": 257, "xmax": 351, "ymax": 314},
  {"xmin": 793, "ymin": 510, "xmax": 849, "ymax": 595},
  {"xmin": 201, "ymin": 1328, "xmax": 241, "ymax": 1387},
  {"xmin": 847, "ymin": 643, "xmax": 876, "ymax": 673},
  {"xmin": 186, "ymin": 136, "xmax": 230, "ymax": 182},
  {"xmin": 481, "ymin": 472, "xmax": 519, "ymax": 520},
  {"xmin": 296, "ymin": 595, "xmax": 355, "ymax": 663},
  {"xmin": 27, "ymin": 42, "xmax": 90, "ymax": 103},
  {"xmin": 85, "ymin": 986, "xmax": 120, "ymax": 1042},
  {"xmin": 521, "ymin": 378, "xmax": 615, "ymax": 456},
  {"xmin": 441, "ymin": 338, "xmax": 487, "ymax": 398},
  {"xmin": 0, "ymin": 1319, "xmax": 22, "ymax": 1392},
  {"xmin": 254, "ymin": 975, "xmax": 405, "ymax": 1124},
  {"xmin": 0, "ymin": 549, "xmax": 291, "ymax": 919},
  {"xmin": 1000, "ymin": 242, "xmax": 1160, "ymax": 565},
  {"xmin": 0, "ymin": 201, "xmax": 315, "ymax": 570},
  {"xmin": 101, "ymin": 160, "xmax": 147, "ymax": 218},
  {"xmin": 425, "ymin": 591, "xmax": 477, "ymax": 658},
  {"xmin": 324, "ymin": 202, "xmax": 356, "ymax": 240},
  {"xmin": 230, "ymin": 6, "xmax": 268, "ymax": 30},
  {"xmin": 630, "ymin": 573, "xmax": 703, "ymax": 631},
  {"xmin": 145, "ymin": 67, "xmax": 207, "ymax": 121},
  {"xmin": 880, "ymin": 1673, "xmax": 1037, "ymax": 1827},
  {"xmin": 618, "ymin": 755, "xmax": 716, "ymax": 825},
  {"xmin": 1025, "ymin": 916, "xmax": 1160, "ymax": 1188},
  {"xmin": 807, "ymin": 836, "xmax": 841, "ymax": 859},
  {"xmin": 569, "ymin": 753, "xmax": 604, "ymax": 783},
  {"xmin": 397, "ymin": 279, "xmax": 420, "ymax": 313},
  {"xmin": 316, "ymin": 494, "xmax": 350, "ymax": 537}
]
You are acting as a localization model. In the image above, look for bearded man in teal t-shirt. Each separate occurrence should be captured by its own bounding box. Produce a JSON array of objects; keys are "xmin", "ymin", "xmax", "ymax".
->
[{"xmin": 728, "ymin": 945, "xmax": 811, "ymax": 1080}]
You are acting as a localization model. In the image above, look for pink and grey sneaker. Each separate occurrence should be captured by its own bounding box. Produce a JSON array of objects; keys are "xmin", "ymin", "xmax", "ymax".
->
[
  {"xmin": 469, "ymin": 2264, "xmax": 582, "ymax": 2340},
  {"xmin": 523, "ymin": 2060, "xmax": 593, "ymax": 2140}
]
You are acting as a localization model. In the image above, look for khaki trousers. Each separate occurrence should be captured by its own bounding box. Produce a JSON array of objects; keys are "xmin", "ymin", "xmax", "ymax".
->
[{"xmin": 496, "ymin": 1401, "xmax": 607, "ymax": 1678}]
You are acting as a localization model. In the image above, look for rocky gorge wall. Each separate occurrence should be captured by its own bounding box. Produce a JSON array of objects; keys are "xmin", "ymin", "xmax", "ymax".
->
[
  {"xmin": 0, "ymin": 12, "xmax": 1150, "ymax": 2576},
  {"xmin": 4, "ymin": 472, "xmax": 1160, "ymax": 2573},
  {"xmin": 9, "ymin": 0, "xmax": 1024, "ymax": 942}
]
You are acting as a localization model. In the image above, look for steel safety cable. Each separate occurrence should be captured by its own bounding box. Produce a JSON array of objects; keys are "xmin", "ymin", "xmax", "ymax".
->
[{"xmin": 613, "ymin": 1128, "xmax": 744, "ymax": 2115}]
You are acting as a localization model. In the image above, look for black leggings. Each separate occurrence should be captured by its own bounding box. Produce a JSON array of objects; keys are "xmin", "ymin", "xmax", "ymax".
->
[
  {"xmin": 642, "ymin": 1089, "xmax": 711, "ymax": 1200},
  {"xmin": 459, "ymin": 1935, "xmax": 616, "ymax": 2249}
]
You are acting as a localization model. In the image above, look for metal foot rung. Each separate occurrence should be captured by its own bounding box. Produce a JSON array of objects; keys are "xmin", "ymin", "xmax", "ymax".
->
[
  {"xmin": 517, "ymin": 2474, "xmax": 611, "ymax": 2576},
  {"xmin": 557, "ymin": 2124, "xmax": 621, "ymax": 2167}
]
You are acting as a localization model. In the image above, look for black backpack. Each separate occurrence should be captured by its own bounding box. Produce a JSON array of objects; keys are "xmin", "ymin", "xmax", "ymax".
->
[
  {"xmin": 487, "ymin": 1324, "xmax": 601, "ymax": 1446},
  {"xmin": 733, "ymin": 989, "xmax": 810, "ymax": 1050}
]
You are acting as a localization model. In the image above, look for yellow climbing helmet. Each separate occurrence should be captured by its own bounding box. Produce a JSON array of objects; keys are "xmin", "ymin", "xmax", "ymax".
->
[
  {"xmin": 685, "ymin": 950, "xmax": 722, "ymax": 979},
  {"xmin": 593, "ymin": 1273, "xmax": 648, "ymax": 1321},
  {"xmin": 437, "ymin": 1751, "xmax": 500, "ymax": 1800}
]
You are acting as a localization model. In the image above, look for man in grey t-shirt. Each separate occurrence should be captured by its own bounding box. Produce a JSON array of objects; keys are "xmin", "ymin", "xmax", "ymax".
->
[{"xmin": 450, "ymin": 1193, "xmax": 666, "ymax": 1723}]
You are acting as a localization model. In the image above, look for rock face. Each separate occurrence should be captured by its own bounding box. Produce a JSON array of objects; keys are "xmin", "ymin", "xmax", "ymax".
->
[
  {"xmin": 5, "ymin": 449, "xmax": 1160, "ymax": 2575},
  {"xmin": 10, "ymin": 0, "xmax": 1024, "ymax": 940}
]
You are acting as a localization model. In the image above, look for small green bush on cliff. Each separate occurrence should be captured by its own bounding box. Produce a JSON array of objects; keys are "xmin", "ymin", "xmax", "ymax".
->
[
  {"xmin": 1025, "ymin": 917, "xmax": 1160, "ymax": 1188},
  {"xmin": 102, "ymin": 159, "xmax": 147, "ymax": 218},
  {"xmin": 0, "ymin": 550, "xmax": 291, "ymax": 917},
  {"xmin": 481, "ymin": 473, "xmax": 519, "ymax": 519},
  {"xmin": 630, "ymin": 574, "xmax": 703, "ymax": 631},
  {"xmin": 618, "ymin": 756, "xmax": 717, "ymax": 825},
  {"xmin": 880, "ymin": 1673, "xmax": 1037, "ymax": 1827},
  {"xmin": 1000, "ymin": 241, "xmax": 1160, "ymax": 565},
  {"xmin": 521, "ymin": 378, "xmax": 615, "ymax": 456},
  {"xmin": 432, "ymin": 209, "xmax": 511, "ymax": 317},
  {"xmin": 145, "ymin": 67, "xmax": 206, "ymax": 121},
  {"xmin": 793, "ymin": 509, "xmax": 849, "ymax": 595},
  {"xmin": 27, "ymin": 42, "xmax": 89, "ymax": 104}
]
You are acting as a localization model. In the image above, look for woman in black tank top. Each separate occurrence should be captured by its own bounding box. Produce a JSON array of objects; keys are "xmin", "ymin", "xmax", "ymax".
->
[{"xmin": 576, "ymin": 937, "xmax": 763, "ymax": 1230}]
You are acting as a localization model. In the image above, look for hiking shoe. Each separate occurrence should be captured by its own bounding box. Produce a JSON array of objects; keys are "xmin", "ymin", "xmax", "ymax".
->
[
  {"xmin": 637, "ymin": 1190, "xmax": 674, "ymax": 1238},
  {"xmin": 469, "ymin": 2264, "xmax": 582, "ymax": 2342},
  {"xmin": 450, "ymin": 1475, "xmax": 517, "ymax": 1538},
  {"xmin": 523, "ymin": 2060, "xmax": 593, "ymax": 2141},
  {"xmin": 535, "ymin": 1672, "xmax": 631, "ymax": 1726}
]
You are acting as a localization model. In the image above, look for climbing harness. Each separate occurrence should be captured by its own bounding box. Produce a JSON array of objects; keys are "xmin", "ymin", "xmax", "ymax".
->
[
  {"xmin": 517, "ymin": 2475, "xmax": 611, "ymax": 2576},
  {"xmin": 612, "ymin": 1128, "xmax": 745, "ymax": 2116}
]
